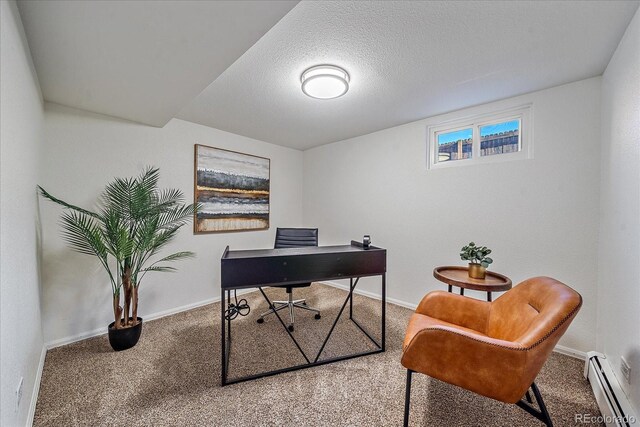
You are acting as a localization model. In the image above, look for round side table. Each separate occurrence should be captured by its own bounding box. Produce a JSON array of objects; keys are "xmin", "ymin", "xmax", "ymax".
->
[{"xmin": 433, "ymin": 266, "xmax": 512, "ymax": 301}]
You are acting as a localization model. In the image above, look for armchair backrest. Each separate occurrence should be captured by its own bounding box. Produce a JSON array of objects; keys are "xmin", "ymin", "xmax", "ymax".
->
[
  {"xmin": 487, "ymin": 276, "xmax": 582, "ymax": 348},
  {"xmin": 485, "ymin": 277, "xmax": 582, "ymax": 395},
  {"xmin": 274, "ymin": 228, "xmax": 318, "ymax": 249}
]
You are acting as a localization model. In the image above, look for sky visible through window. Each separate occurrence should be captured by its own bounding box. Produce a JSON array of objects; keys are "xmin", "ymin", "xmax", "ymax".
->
[
  {"xmin": 438, "ymin": 120, "xmax": 519, "ymax": 146},
  {"xmin": 480, "ymin": 120, "xmax": 519, "ymax": 137},
  {"xmin": 438, "ymin": 128, "xmax": 472, "ymax": 145}
]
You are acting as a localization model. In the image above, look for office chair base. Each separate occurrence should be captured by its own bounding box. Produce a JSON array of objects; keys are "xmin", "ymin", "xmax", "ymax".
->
[{"xmin": 258, "ymin": 297, "xmax": 321, "ymax": 330}]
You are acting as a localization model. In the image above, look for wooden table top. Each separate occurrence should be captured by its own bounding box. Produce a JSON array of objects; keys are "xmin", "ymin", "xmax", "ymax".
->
[{"xmin": 433, "ymin": 266, "xmax": 512, "ymax": 292}]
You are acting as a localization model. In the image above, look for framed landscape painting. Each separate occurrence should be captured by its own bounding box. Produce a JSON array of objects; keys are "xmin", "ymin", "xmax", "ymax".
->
[{"xmin": 194, "ymin": 144, "xmax": 270, "ymax": 233}]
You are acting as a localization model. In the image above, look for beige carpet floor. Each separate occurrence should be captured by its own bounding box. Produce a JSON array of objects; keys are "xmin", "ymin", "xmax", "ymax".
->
[{"xmin": 34, "ymin": 284, "xmax": 602, "ymax": 426}]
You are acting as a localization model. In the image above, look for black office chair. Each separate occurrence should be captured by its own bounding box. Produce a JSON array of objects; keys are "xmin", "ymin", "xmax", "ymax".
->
[{"xmin": 257, "ymin": 228, "xmax": 321, "ymax": 331}]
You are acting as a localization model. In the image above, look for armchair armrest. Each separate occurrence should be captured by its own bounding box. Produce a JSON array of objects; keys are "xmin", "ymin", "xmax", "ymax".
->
[
  {"xmin": 401, "ymin": 326, "xmax": 529, "ymax": 403},
  {"xmin": 416, "ymin": 291, "xmax": 491, "ymax": 334}
]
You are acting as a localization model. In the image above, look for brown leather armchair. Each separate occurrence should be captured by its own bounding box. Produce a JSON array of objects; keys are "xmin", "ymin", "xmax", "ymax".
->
[{"xmin": 401, "ymin": 276, "xmax": 582, "ymax": 427}]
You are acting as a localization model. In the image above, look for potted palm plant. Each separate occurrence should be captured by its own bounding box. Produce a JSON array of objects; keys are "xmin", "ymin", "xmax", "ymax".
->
[
  {"xmin": 460, "ymin": 242, "xmax": 493, "ymax": 279},
  {"xmin": 39, "ymin": 167, "xmax": 197, "ymax": 351}
]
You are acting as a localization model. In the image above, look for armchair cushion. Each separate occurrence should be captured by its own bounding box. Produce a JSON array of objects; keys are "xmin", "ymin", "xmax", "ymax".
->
[{"xmin": 415, "ymin": 291, "xmax": 491, "ymax": 334}]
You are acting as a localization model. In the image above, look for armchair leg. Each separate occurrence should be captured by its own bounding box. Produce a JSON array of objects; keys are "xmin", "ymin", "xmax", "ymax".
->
[
  {"xmin": 403, "ymin": 369, "xmax": 413, "ymax": 427},
  {"xmin": 516, "ymin": 382, "xmax": 553, "ymax": 427},
  {"xmin": 525, "ymin": 390, "xmax": 533, "ymax": 403}
]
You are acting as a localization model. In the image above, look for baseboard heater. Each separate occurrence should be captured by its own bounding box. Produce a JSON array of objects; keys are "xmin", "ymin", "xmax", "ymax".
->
[{"xmin": 584, "ymin": 351, "xmax": 637, "ymax": 427}]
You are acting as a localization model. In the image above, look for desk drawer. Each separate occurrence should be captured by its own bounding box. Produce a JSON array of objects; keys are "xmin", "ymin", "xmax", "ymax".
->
[{"xmin": 221, "ymin": 250, "xmax": 386, "ymax": 289}]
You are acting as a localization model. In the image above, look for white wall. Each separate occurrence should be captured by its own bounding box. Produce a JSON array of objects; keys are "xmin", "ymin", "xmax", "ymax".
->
[
  {"xmin": 40, "ymin": 103, "xmax": 304, "ymax": 345},
  {"xmin": 0, "ymin": 1, "xmax": 45, "ymax": 425},
  {"xmin": 597, "ymin": 7, "xmax": 640, "ymax": 412},
  {"xmin": 303, "ymin": 77, "xmax": 602, "ymax": 353}
]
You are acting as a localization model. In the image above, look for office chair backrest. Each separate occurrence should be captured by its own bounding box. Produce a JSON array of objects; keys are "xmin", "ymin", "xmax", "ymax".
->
[{"xmin": 274, "ymin": 228, "xmax": 318, "ymax": 249}]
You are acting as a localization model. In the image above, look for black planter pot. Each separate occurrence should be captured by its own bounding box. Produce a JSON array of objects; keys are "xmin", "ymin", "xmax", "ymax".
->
[{"xmin": 107, "ymin": 317, "xmax": 143, "ymax": 351}]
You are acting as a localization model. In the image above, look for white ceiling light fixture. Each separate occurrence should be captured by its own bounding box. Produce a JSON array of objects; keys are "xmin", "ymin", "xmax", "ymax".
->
[{"xmin": 300, "ymin": 65, "xmax": 350, "ymax": 99}]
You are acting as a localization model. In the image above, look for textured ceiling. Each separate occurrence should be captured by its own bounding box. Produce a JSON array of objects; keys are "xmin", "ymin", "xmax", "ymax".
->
[
  {"xmin": 177, "ymin": 0, "xmax": 639, "ymax": 150},
  {"xmin": 17, "ymin": 1, "xmax": 639, "ymax": 149},
  {"xmin": 17, "ymin": 1, "xmax": 298, "ymax": 127}
]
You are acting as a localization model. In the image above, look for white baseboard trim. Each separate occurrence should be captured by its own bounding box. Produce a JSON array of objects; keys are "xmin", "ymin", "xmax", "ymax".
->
[
  {"xmin": 27, "ymin": 345, "xmax": 47, "ymax": 426},
  {"xmin": 319, "ymin": 280, "xmax": 418, "ymax": 310},
  {"xmin": 318, "ymin": 280, "xmax": 586, "ymax": 360},
  {"xmin": 46, "ymin": 325, "xmax": 108, "ymax": 350},
  {"xmin": 554, "ymin": 344, "xmax": 587, "ymax": 360},
  {"xmin": 44, "ymin": 287, "xmax": 260, "ymax": 349},
  {"xmin": 45, "ymin": 294, "xmax": 229, "ymax": 349},
  {"xmin": 140, "ymin": 296, "xmax": 219, "ymax": 323}
]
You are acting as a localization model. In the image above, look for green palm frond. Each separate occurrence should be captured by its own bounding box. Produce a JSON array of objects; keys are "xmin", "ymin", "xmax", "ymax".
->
[
  {"xmin": 152, "ymin": 227, "xmax": 180, "ymax": 249},
  {"xmin": 154, "ymin": 251, "xmax": 195, "ymax": 263},
  {"xmin": 134, "ymin": 227, "xmax": 180, "ymax": 268},
  {"xmin": 131, "ymin": 184, "xmax": 155, "ymax": 221},
  {"xmin": 138, "ymin": 166, "xmax": 160, "ymax": 191},
  {"xmin": 100, "ymin": 208, "xmax": 126, "ymax": 258},
  {"xmin": 141, "ymin": 266, "xmax": 177, "ymax": 273},
  {"xmin": 101, "ymin": 177, "xmax": 134, "ymax": 215},
  {"xmin": 138, "ymin": 251, "xmax": 195, "ymax": 283},
  {"xmin": 156, "ymin": 188, "xmax": 184, "ymax": 208},
  {"xmin": 39, "ymin": 186, "xmax": 99, "ymax": 219},
  {"xmin": 132, "ymin": 216, "xmax": 161, "ymax": 260},
  {"xmin": 59, "ymin": 211, "xmax": 106, "ymax": 258},
  {"xmin": 41, "ymin": 166, "xmax": 195, "ymax": 292},
  {"xmin": 157, "ymin": 204, "xmax": 196, "ymax": 230}
]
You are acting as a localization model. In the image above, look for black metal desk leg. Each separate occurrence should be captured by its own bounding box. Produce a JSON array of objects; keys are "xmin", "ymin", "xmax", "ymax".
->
[
  {"xmin": 221, "ymin": 290, "xmax": 226, "ymax": 386},
  {"xmin": 314, "ymin": 279, "xmax": 359, "ymax": 363},
  {"xmin": 382, "ymin": 273, "xmax": 386, "ymax": 351},
  {"xmin": 487, "ymin": 292, "xmax": 492, "ymax": 302},
  {"xmin": 349, "ymin": 278, "xmax": 353, "ymax": 319},
  {"xmin": 227, "ymin": 290, "xmax": 232, "ymax": 343}
]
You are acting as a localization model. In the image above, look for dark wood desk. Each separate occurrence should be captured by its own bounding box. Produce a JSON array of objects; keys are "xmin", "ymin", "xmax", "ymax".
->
[
  {"xmin": 220, "ymin": 241, "xmax": 387, "ymax": 386},
  {"xmin": 433, "ymin": 266, "xmax": 512, "ymax": 301}
]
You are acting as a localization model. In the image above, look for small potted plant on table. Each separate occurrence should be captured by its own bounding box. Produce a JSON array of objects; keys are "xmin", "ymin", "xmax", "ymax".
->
[{"xmin": 460, "ymin": 242, "xmax": 493, "ymax": 279}]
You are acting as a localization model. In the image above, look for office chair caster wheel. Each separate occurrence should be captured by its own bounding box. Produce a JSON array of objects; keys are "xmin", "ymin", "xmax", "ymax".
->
[
  {"xmin": 302, "ymin": 302, "xmax": 307, "ymax": 306},
  {"xmin": 315, "ymin": 314, "xmax": 321, "ymax": 320},
  {"xmin": 257, "ymin": 318, "xmax": 264, "ymax": 324},
  {"xmin": 288, "ymin": 325, "xmax": 294, "ymax": 332}
]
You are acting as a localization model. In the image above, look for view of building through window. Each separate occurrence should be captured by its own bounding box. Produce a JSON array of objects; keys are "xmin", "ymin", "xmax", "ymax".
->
[
  {"xmin": 480, "ymin": 119, "xmax": 520, "ymax": 156},
  {"xmin": 437, "ymin": 128, "xmax": 472, "ymax": 162},
  {"xmin": 428, "ymin": 105, "xmax": 530, "ymax": 169},
  {"xmin": 435, "ymin": 119, "xmax": 521, "ymax": 163}
]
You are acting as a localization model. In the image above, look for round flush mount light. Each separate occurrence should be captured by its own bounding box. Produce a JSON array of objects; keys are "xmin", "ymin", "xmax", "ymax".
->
[{"xmin": 300, "ymin": 65, "xmax": 350, "ymax": 99}]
